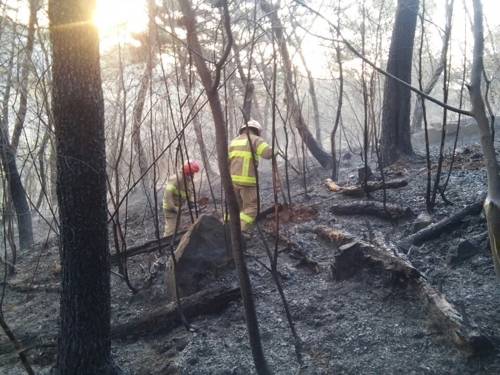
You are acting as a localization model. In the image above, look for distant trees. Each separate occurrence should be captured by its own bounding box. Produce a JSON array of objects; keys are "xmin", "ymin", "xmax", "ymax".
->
[
  {"xmin": 0, "ymin": 0, "xmax": 36, "ymax": 251},
  {"xmin": 259, "ymin": 0, "xmax": 332, "ymax": 169},
  {"xmin": 379, "ymin": 0, "xmax": 419, "ymax": 167},
  {"xmin": 411, "ymin": 0, "xmax": 454, "ymax": 133},
  {"xmin": 49, "ymin": 0, "xmax": 121, "ymax": 372}
]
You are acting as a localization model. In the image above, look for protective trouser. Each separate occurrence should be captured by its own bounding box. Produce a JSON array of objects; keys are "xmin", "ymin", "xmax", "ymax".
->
[
  {"xmin": 233, "ymin": 183, "xmax": 258, "ymax": 232},
  {"xmin": 163, "ymin": 209, "xmax": 180, "ymax": 237}
]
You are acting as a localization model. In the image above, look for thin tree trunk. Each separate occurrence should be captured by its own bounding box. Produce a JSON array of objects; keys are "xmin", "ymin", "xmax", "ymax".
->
[
  {"xmin": 11, "ymin": 0, "xmax": 39, "ymax": 153},
  {"xmin": 288, "ymin": 24, "xmax": 322, "ymax": 147},
  {"xmin": 331, "ymin": 1, "xmax": 343, "ymax": 181},
  {"xmin": 177, "ymin": 0, "xmax": 271, "ymax": 372},
  {"xmin": 411, "ymin": 0, "xmax": 454, "ymax": 133},
  {"xmin": 178, "ymin": 52, "xmax": 215, "ymax": 177},
  {"xmin": 132, "ymin": 4, "xmax": 157, "ymax": 188},
  {"xmin": 35, "ymin": 131, "xmax": 50, "ymax": 211},
  {"xmin": 0, "ymin": 20, "xmax": 34, "ymax": 250},
  {"xmin": 469, "ymin": 0, "xmax": 500, "ymax": 278},
  {"xmin": 259, "ymin": 0, "xmax": 332, "ymax": 169},
  {"xmin": 0, "ymin": 126, "xmax": 33, "ymax": 250}
]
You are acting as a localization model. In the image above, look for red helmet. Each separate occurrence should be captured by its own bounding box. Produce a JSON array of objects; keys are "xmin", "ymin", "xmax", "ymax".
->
[{"xmin": 183, "ymin": 160, "xmax": 200, "ymax": 175}]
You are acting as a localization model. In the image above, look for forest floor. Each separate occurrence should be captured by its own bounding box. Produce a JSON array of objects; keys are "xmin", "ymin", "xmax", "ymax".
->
[{"xmin": 1, "ymin": 123, "xmax": 500, "ymax": 374}]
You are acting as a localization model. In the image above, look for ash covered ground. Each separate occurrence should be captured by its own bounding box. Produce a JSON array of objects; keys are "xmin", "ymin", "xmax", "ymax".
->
[{"xmin": 1, "ymin": 126, "xmax": 500, "ymax": 374}]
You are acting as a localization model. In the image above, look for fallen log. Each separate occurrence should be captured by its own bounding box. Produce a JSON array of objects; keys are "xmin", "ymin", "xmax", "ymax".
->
[
  {"xmin": 399, "ymin": 201, "xmax": 484, "ymax": 249},
  {"xmin": 316, "ymin": 225, "xmax": 493, "ymax": 356},
  {"xmin": 110, "ymin": 233, "xmax": 186, "ymax": 266},
  {"xmin": 261, "ymin": 228, "xmax": 320, "ymax": 272},
  {"xmin": 288, "ymin": 248, "xmax": 321, "ymax": 273},
  {"xmin": 330, "ymin": 200, "xmax": 414, "ymax": 220},
  {"xmin": 315, "ymin": 226, "xmax": 421, "ymax": 280},
  {"xmin": 0, "ymin": 285, "xmax": 241, "ymax": 358},
  {"xmin": 111, "ymin": 285, "xmax": 241, "ymax": 340},
  {"xmin": 256, "ymin": 204, "xmax": 283, "ymax": 221},
  {"xmin": 408, "ymin": 279, "xmax": 493, "ymax": 357},
  {"xmin": 325, "ymin": 178, "xmax": 408, "ymax": 197}
]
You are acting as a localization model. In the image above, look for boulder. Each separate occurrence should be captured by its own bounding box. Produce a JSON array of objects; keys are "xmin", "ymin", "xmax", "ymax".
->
[
  {"xmin": 446, "ymin": 238, "xmax": 478, "ymax": 266},
  {"xmin": 412, "ymin": 213, "xmax": 433, "ymax": 233},
  {"xmin": 165, "ymin": 215, "xmax": 234, "ymax": 302}
]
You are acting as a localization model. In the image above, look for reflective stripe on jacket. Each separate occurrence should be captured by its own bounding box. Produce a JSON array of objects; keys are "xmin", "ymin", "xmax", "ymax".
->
[
  {"xmin": 228, "ymin": 133, "xmax": 273, "ymax": 186},
  {"xmin": 162, "ymin": 171, "xmax": 194, "ymax": 210}
]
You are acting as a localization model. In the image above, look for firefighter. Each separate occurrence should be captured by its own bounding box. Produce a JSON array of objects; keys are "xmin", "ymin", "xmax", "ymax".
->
[
  {"xmin": 162, "ymin": 160, "xmax": 200, "ymax": 237},
  {"xmin": 228, "ymin": 120, "xmax": 274, "ymax": 237}
]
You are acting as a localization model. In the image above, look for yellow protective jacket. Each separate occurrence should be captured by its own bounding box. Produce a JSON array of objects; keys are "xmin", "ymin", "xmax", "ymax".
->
[
  {"xmin": 162, "ymin": 171, "xmax": 194, "ymax": 212},
  {"xmin": 228, "ymin": 133, "xmax": 273, "ymax": 186}
]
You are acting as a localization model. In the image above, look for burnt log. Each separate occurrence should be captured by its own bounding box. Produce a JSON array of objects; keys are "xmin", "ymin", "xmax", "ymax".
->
[
  {"xmin": 316, "ymin": 225, "xmax": 492, "ymax": 356},
  {"xmin": 256, "ymin": 204, "xmax": 283, "ymax": 221},
  {"xmin": 408, "ymin": 279, "xmax": 493, "ymax": 357},
  {"xmin": 110, "ymin": 232, "xmax": 186, "ymax": 266},
  {"xmin": 0, "ymin": 285, "xmax": 241, "ymax": 359},
  {"xmin": 325, "ymin": 178, "xmax": 408, "ymax": 197},
  {"xmin": 315, "ymin": 226, "xmax": 421, "ymax": 280},
  {"xmin": 111, "ymin": 285, "xmax": 241, "ymax": 340},
  {"xmin": 399, "ymin": 201, "xmax": 484, "ymax": 248},
  {"xmin": 330, "ymin": 200, "xmax": 413, "ymax": 220}
]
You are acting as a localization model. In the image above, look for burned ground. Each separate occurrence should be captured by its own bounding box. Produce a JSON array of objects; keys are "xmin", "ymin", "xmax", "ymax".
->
[{"xmin": 1, "ymin": 130, "xmax": 500, "ymax": 374}]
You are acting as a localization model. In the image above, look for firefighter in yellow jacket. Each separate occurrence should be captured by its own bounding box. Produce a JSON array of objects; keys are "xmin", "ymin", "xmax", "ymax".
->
[
  {"xmin": 228, "ymin": 120, "xmax": 273, "ymax": 235},
  {"xmin": 162, "ymin": 160, "xmax": 200, "ymax": 237}
]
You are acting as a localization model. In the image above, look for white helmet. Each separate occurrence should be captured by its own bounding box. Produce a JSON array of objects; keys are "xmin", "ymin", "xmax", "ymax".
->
[{"xmin": 240, "ymin": 120, "xmax": 262, "ymax": 135}]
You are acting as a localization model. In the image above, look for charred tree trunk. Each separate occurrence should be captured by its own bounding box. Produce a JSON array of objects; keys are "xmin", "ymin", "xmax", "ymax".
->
[
  {"xmin": 0, "ymin": 16, "xmax": 34, "ymax": 251},
  {"xmin": 0, "ymin": 127, "xmax": 33, "ymax": 250},
  {"xmin": 49, "ymin": 0, "xmax": 122, "ymax": 372},
  {"xmin": 259, "ymin": 0, "xmax": 332, "ymax": 169},
  {"xmin": 331, "ymin": 5, "xmax": 343, "ymax": 181},
  {"xmin": 469, "ymin": 0, "xmax": 500, "ymax": 278},
  {"xmin": 177, "ymin": 0, "xmax": 271, "ymax": 372},
  {"xmin": 35, "ymin": 131, "xmax": 50, "ymax": 211},
  {"xmin": 380, "ymin": 0, "xmax": 419, "ymax": 167},
  {"xmin": 288, "ymin": 23, "xmax": 322, "ymax": 147},
  {"xmin": 132, "ymin": 2, "xmax": 157, "ymax": 189},
  {"xmin": 11, "ymin": 0, "xmax": 38, "ymax": 153},
  {"xmin": 412, "ymin": 0, "xmax": 454, "ymax": 133},
  {"xmin": 178, "ymin": 53, "xmax": 215, "ymax": 178}
]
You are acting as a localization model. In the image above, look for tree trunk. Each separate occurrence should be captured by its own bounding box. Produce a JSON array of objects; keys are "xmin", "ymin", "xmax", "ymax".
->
[
  {"xmin": 411, "ymin": 0, "xmax": 454, "ymax": 133},
  {"xmin": 35, "ymin": 131, "xmax": 50, "ymax": 211},
  {"xmin": 380, "ymin": 0, "xmax": 419, "ymax": 167},
  {"xmin": 331, "ymin": 4, "xmax": 344, "ymax": 181},
  {"xmin": 0, "ymin": 18, "xmax": 34, "ymax": 251},
  {"xmin": 178, "ymin": 52, "xmax": 216, "ymax": 177},
  {"xmin": 288, "ymin": 25, "xmax": 322, "ymax": 147},
  {"xmin": 469, "ymin": 0, "xmax": 500, "ymax": 278},
  {"xmin": 259, "ymin": 0, "xmax": 332, "ymax": 169},
  {"xmin": 177, "ymin": 0, "xmax": 271, "ymax": 372},
  {"xmin": 11, "ymin": 0, "xmax": 38, "ymax": 153},
  {"xmin": 0, "ymin": 131, "xmax": 34, "ymax": 250},
  {"xmin": 49, "ymin": 0, "xmax": 122, "ymax": 372},
  {"xmin": 132, "ymin": 0, "xmax": 157, "ymax": 188}
]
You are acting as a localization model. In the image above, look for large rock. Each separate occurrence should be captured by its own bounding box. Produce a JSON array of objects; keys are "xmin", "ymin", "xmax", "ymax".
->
[
  {"xmin": 165, "ymin": 215, "xmax": 234, "ymax": 302},
  {"xmin": 412, "ymin": 213, "xmax": 433, "ymax": 233},
  {"xmin": 446, "ymin": 238, "xmax": 479, "ymax": 266}
]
